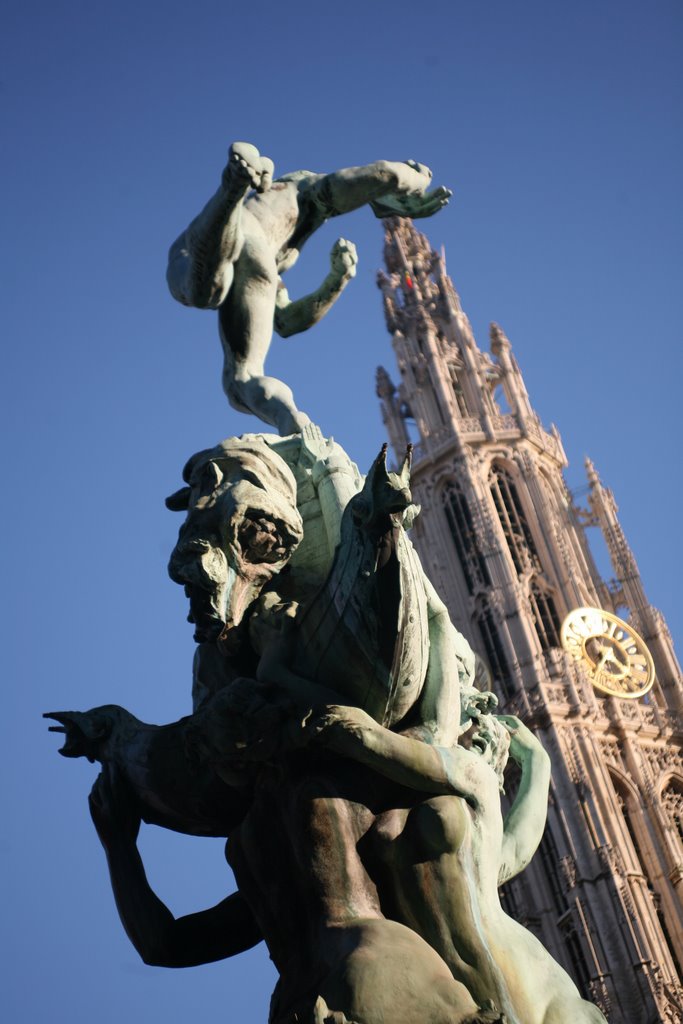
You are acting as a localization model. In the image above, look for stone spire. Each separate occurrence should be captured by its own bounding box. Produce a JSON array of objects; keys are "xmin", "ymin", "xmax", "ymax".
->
[
  {"xmin": 585, "ymin": 457, "xmax": 642, "ymax": 604},
  {"xmin": 375, "ymin": 221, "xmax": 683, "ymax": 1021},
  {"xmin": 377, "ymin": 218, "xmax": 566, "ymax": 468},
  {"xmin": 375, "ymin": 364, "xmax": 410, "ymax": 456},
  {"xmin": 585, "ymin": 456, "xmax": 682, "ymax": 708}
]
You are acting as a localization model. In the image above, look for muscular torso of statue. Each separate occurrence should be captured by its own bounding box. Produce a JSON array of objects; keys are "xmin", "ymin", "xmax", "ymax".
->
[{"xmin": 225, "ymin": 752, "xmax": 486, "ymax": 1024}]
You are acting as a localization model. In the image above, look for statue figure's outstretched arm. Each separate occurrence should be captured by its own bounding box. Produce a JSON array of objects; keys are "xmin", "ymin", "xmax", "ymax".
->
[
  {"xmin": 310, "ymin": 159, "xmax": 451, "ymax": 221},
  {"xmin": 45, "ymin": 706, "xmax": 251, "ymax": 837},
  {"xmin": 273, "ymin": 239, "xmax": 358, "ymax": 338},
  {"xmin": 307, "ymin": 704, "xmax": 489, "ymax": 807},
  {"xmin": 496, "ymin": 716, "xmax": 551, "ymax": 885},
  {"xmin": 89, "ymin": 765, "xmax": 262, "ymax": 967}
]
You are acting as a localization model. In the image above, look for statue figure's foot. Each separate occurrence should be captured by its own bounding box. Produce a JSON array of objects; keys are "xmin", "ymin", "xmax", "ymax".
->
[
  {"xmin": 224, "ymin": 141, "xmax": 274, "ymax": 195},
  {"xmin": 277, "ymin": 408, "xmax": 311, "ymax": 437}
]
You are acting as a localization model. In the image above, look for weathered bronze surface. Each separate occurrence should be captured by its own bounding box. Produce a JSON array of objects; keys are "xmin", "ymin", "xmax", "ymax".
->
[{"xmin": 47, "ymin": 143, "xmax": 609, "ymax": 1024}]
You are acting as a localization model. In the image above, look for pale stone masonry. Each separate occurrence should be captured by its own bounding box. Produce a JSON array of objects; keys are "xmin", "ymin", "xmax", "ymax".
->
[{"xmin": 376, "ymin": 217, "xmax": 683, "ymax": 1023}]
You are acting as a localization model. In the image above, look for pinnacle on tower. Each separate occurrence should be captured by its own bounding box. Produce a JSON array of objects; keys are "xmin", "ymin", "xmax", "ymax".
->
[
  {"xmin": 584, "ymin": 456, "xmax": 600, "ymax": 487},
  {"xmin": 377, "ymin": 222, "xmax": 562, "ymax": 465},
  {"xmin": 375, "ymin": 365, "xmax": 395, "ymax": 399},
  {"xmin": 489, "ymin": 321, "xmax": 511, "ymax": 353}
]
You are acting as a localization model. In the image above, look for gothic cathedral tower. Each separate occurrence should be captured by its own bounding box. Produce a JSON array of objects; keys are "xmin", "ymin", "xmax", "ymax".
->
[{"xmin": 376, "ymin": 218, "xmax": 683, "ymax": 1023}]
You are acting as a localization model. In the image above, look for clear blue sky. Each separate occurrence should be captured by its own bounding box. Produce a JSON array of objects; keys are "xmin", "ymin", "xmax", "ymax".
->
[{"xmin": 3, "ymin": 2, "xmax": 681, "ymax": 1021}]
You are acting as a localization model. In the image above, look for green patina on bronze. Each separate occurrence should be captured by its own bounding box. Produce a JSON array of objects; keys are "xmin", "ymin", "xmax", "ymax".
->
[{"xmin": 46, "ymin": 141, "xmax": 609, "ymax": 1024}]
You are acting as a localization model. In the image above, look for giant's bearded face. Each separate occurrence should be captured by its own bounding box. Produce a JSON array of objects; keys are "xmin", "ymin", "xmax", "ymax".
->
[{"xmin": 166, "ymin": 436, "xmax": 303, "ymax": 646}]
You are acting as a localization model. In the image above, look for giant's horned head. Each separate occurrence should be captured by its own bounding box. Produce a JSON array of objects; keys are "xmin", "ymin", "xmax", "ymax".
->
[{"xmin": 166, "ymin": 436, "xmax": 303, "ymax": 646}]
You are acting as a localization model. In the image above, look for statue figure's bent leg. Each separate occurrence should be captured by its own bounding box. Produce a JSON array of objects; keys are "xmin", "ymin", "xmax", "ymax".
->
[
  {"xmin": 219, "ymin": 219, "xmax": 311, "ymax": 436},
  {"xmin": 167, "ymin": 143, "xmax": 273, "ymax": 310}
]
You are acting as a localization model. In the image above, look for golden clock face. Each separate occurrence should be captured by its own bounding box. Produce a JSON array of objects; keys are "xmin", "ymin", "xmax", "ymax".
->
[{"xmin": 561, "ymin": 607, "xmax": 655, "ymax": 699}]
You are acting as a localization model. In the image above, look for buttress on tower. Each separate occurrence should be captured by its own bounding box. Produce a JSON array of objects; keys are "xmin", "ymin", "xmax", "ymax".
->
[{"xmin": 376, "ymin": 218, "xmax": 683, "ymax": 1024}]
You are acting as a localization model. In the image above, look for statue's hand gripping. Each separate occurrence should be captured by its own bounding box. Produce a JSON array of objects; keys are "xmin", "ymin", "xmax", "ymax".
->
[
  {"xmin": 497, "ymin": 715, "xmax": 544, "ymax": 765},
  {"xmin": 329, "ymin": 238, "xmax": 358, "ymax": 283},
  {"xmin": 307, "ymin": 704, "xmax": 377, "ymax": 757},
  {"xmin": 370, "ymin": 160, "xmax": 452, "ymax": 220}
]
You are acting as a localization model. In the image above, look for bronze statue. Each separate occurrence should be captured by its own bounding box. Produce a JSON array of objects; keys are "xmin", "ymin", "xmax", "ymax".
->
[
  {"xmin": 47, "ymin": 142, "xmax": 610, "ymax": 1024},
  {"xmin": 167, "ymin": 142, "xmax": 451, "ymax": 434}
]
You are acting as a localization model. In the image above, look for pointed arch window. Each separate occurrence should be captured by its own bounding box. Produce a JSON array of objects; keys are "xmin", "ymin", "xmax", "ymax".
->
[
  {"xmin": 662, "ymin": 781, "xmax": 683, "ymax": 847},
  {"xmin": 561, "ymin": 922, "xmax": 592, "ymax": 999},
  {"xmin": 490, "ymin": 464, "xmax": 541, "ymax": 575},
  {"xmin": 613, "ymin": 779, "xmax": 647, "ymax": 874},
  {"xmin": 475, "ymin": 598, "xmax": 514, "ymax": 698},
  {"xmin": 538, "ymin": 827, "xmax": 568, "ymax": 916},
  {"xmin": 529, "ymin": 579, "xmax": 561, "ymax": 651},
  {"xmin": 648, "ymin": 879, "xmax": 683, "ymax": 979},
  {"xmin": 625, "ymin": 779, "xmax": 683, "ymax": 979},
  {"xmin": 443, "ymin": 483, "xmax": 491, "ymax": 594}
]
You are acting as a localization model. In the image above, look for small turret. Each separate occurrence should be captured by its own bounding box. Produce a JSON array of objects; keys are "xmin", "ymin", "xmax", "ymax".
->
[
  {"xmin": 488, "ymin": 321, "xmax": 535, "ymax": 427},
  {"xmin": 376, "ymin": 365, "xmax": 410, "ymax": 456},
  {"xmin": 585, "ymin": 456, "xmax": 682, "ymax": 707}
]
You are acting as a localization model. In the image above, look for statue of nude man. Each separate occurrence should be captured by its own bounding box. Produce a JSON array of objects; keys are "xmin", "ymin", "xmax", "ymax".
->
[{"xmin": 166, "ymin": 143, "xmax": 451, "ymax": 435}]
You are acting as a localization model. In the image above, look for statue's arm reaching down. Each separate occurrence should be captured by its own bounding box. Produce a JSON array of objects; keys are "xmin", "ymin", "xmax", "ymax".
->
[
  {"xmin": 274, "ymin": 239, "xmax": 358, "ymax": 338},
  {"xmin": 496, "ymin": 716, "xmax": 551, "ymax": 885},
  {"xmin": 89, "ymin": 765, "xmax": 262, "ymax": 968}
]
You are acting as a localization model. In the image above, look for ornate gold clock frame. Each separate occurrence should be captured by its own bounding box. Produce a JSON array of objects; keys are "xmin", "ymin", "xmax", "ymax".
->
[{"xmin": 561, "ymin": 606, "xmax": 655, "ymax": 699}]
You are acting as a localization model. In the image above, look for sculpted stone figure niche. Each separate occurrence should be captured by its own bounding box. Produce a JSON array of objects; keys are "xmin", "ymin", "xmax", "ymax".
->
[{"xmin": 47, "ymin": 143, "xmax": 608, "ymax": 1024}]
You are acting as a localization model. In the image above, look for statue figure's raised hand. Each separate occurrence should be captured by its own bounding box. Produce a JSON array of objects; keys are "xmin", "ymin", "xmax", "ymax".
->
[
  {"xmin": 307, "ymin": 704, "xmax": 377, "ymax": 756},
  {"xmin": 370, "ymin": 160, "xmax": 451, "ymax": 220},
  {"xmin": 370, "ymin": 184, "xmax": 452, "ymax": 220},
  {"xmin": 497, "ymin": 714, "xmax": 545, "ymax": 764},
  {"xmin": 460, "ymin": 685, "xmax": 499, "ymax": 730},
  {"xmin": 329, "ymin": 238, "xmax": 358, "ymax": 282}
]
